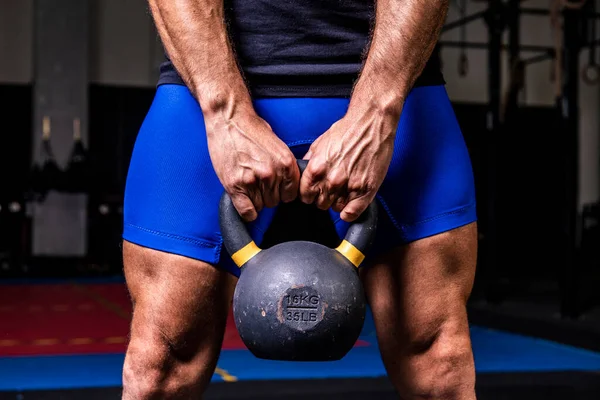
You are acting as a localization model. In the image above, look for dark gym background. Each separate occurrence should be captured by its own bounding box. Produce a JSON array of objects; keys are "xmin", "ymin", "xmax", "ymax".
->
[{"xmin": 1, "ymin": 0, "xmax": 600, "ymax": 399}]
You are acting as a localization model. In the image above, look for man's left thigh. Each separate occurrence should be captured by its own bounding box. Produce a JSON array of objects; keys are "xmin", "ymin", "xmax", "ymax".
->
[{"xmin": 361, "ymin": 223, "xmax": 477, "ymax": 393}]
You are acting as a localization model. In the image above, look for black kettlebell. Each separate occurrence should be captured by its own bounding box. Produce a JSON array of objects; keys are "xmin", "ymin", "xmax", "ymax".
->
[{"xmin": 219, "ymin": 160, "xmax": 378, "ymax": 361}]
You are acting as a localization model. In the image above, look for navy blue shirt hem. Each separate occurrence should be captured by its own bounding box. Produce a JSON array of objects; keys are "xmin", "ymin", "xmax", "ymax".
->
[{"xmin": 157, "ymin": 73, "xmax": 446, "ymax": 98}]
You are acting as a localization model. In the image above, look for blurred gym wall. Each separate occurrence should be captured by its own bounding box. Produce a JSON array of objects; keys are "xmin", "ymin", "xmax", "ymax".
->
[{"xmin": 442, "ymin": 0, "xmax": 600, "ymax": 207}]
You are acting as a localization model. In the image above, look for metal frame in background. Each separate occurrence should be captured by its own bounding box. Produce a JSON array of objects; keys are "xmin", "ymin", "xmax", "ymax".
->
[{"xmin": 440, "ymin": 0, "xmax": 600, "ymax": 319}]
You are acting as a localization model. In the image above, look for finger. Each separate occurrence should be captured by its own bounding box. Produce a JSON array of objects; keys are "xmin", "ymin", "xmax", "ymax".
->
[
  {"xmin": 238, "ymin": 184, "xmax": 264, "ymax": 222},
  {"xmin": 280, "ymin": 157, "xmax": 300, "ymax": 203},
  {"xmin": 300, "ymin": 159, "xmax": 326, "ymax": 204},
  {"xmin": 231, "ymin": 193, "xmax": 258, "ymax": 222},
  {"xmin": 300, "ymin": 175, "xmax": 319, "ymax": 204},
  {"xmin": 253, "ymin": 162, "xmax": 279, "ymax": 207},
  {"xmin": 316, "ymin": 190, "xmax": 336, "ymax": 210},
  {"xmin": 261, "ymin": 179, "xmax": 280, "ymax": 208},
  {"xmin": 331, "ymin": 195, "xmax": 348, "ymax": 213},
  {"xmin": 316, "ymin": 178, "xmax": 344, "ymax": 210},
  {"xmin": 280, "ymin": 177, "xmax": 298, "ymax": 203},
  {"xmin": 340, "ymin": 196, "xmax": 371, "ymax": 223},
  {"xmin": 256, "ymin": 168, "xmax": 281, "ymax": 208},
  {"xmin": 248, "ymin": 188, "xmax": 265, "ymax": 215},
  {"xmin": 320, "ymin": 171, "xmax": 347, "ymax": 210}
]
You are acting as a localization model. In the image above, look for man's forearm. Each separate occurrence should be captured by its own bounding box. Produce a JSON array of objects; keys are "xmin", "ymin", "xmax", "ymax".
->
[
  {"xmin": 148, "ymin": 0, "xmax": 252, "ymax": 116},
  {"xmin": 351, "ymin": 0, "xmax": 449, "ymax": 116}
]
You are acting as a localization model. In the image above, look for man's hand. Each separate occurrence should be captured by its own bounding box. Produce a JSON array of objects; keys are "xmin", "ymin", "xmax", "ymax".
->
[
  {"xmin": 300, "ymin": 0, "xmax": 448, "ymax": 222},
  {"xmin": 300, "ymin": 99, "xmax": 398, "ymax": 222},
  {"xmin": 148, "ymin": 0, "xmax": 300, "ymax": 221},
  {"xmin": 205, "ymin": 108, "xmax": 300, "ymax": 222}
]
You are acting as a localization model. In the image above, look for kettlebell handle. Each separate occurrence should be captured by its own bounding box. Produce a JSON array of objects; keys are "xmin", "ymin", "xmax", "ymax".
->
[{"xmin": 219, "ymin": 160, "xmax": 378, "ymax": 269}]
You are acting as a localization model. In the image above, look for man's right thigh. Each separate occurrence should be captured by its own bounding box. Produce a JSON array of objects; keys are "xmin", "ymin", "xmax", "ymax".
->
[
  {"xmin": 121, "ymin": 84, "xmax": 244, "ymax": 398},
  {"xmin": 122, "ymin": 241, "xmax": 236, "ymax": 399}
]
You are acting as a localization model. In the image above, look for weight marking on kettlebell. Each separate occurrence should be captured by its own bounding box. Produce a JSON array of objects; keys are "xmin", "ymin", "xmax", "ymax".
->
[
  {"xmin": 278, "ymin": 287, "xmax": 324, "ymax": 330},
  {"xmin": 284, "ymin": 294, "xmax": 319, "ymax": 308}
]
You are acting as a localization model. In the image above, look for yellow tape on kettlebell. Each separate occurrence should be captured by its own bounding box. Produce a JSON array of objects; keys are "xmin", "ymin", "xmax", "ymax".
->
[
  {"xmin": 231, "ymin": 241, "xmax": 261, "ymax": 267},
  {"xmin": 335, "ymin": 240, "xmax": 365, "ymax": 268}
]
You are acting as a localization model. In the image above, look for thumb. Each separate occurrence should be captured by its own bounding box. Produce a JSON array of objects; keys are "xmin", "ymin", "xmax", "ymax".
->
[
  {"xmin": 340, "ymin": 197, "xmax": 370, "ymax": 223},
  {"xmin": 231, "ymin": 193, "xmax": 258, "ymax": 222}
]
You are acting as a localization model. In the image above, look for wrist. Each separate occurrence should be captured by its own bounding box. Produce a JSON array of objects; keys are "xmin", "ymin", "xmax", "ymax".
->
[
  {"xmin": 350, "ymin": 73, "xmax": 409, "ymax": 119},
  {"xmin": 194, "ymin": 80, "xmax": 254, "ymax": 119},
  {"xmin": 349, "ymin": 81, "xmax": 406, "ymax": 123}
]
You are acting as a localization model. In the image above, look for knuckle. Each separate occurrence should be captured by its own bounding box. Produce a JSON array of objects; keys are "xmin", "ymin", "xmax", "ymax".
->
[
  {"xmin": 302, "ymin": 167, "xmax": 325, "ymax": 185},
  {"xmin": 347, "ymin": 181, "xmax": 361, "ymax": 193},
  {"xmin": 327, "ymin": 174, "xmax": 346, "ymax": 191},
  {"xmin": 239, "ymin": 173, "xmax": 257, "ymax": 187},
  {"xmin": 363, "ymin": 180, "xmax": 378, "ymax": 194},
  {"xmin": 252, "ymin": 164, "xmax": 273, "ymax": 181},
  {"xmin": 311, "ymin": 157, "xmax": 327, "ymax": 173},
  {"xmin": 302, "ymin": 182, "xmax": 317, "ymax": 194},
  {"xmin": 255, "ymin": 166, "xmax": 275, "ymax": 181},
  {"xmin": 348, "ymin": 180, "xmax": 376, "ymax": 196},
  {"xmin": 279, "ymin": 153, "xmax": 296, "ymax": 171},
  {"xmin": 316, "ymin": 191, "xmax": 334, "ymax": 210}
]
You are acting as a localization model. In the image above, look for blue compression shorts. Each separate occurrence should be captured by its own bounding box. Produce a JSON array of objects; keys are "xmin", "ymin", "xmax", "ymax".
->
[{"xmin": 123, "ymin": 84, "xmax": 477, "ymax": 277}]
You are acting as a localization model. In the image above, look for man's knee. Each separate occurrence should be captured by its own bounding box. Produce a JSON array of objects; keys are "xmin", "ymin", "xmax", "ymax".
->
[
  {"xmin": 122, "ymin": 331, "xmax": 214, "ymax": 399},
  {"xmin": 400, "ymin": 318, "xmax": 475, "ymax": 399}
]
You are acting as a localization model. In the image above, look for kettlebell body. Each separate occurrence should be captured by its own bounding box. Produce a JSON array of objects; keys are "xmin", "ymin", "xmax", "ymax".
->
[
  {"xmin": 233, "ymin": 241, "xmax": 366, "ymax": 361},
  {"xmin": 220, "ymin": 160, "xmax": 378, "ymax": 362}
]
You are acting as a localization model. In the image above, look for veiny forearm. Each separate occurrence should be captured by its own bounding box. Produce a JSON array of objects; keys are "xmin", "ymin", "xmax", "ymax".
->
[
  {"xmin": 351, "ymin": 0, "xmax": 449, "ymax": 116},
  {"xmin": 148, "ymin": 0, "xmax": 252, "ymax": 116}
]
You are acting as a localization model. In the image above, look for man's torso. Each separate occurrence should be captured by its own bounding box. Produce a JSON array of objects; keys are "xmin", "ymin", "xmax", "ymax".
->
[{"xmin": 158, "ymin": 0, "xmax": 444, "ymax": 97}]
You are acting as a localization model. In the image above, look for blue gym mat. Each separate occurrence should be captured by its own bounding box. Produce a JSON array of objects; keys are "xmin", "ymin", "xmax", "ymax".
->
[{"xmin": 2, "ymin": 324, "xmax": 600, "ymax": 391}]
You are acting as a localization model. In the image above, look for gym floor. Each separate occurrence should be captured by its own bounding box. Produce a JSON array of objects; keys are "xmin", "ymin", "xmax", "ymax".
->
[{"xmin": 1, "ymin": 278, "xmax": 600, "ymax": 399}]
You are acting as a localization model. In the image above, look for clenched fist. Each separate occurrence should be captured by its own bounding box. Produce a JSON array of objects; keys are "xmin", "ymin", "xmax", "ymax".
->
[
  {"xmin": 300, "ymin": 104, "xmax": 399, "ymax": 222},
  {"xmin": 205, "ymin": 107, "xmax": 300, "ymax": 221}
]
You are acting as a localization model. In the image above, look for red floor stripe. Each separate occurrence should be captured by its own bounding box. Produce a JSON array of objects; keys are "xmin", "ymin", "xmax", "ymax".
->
[{"xmin": 0, "ymin": 283, "xmax": 368, "ymax": 357}]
